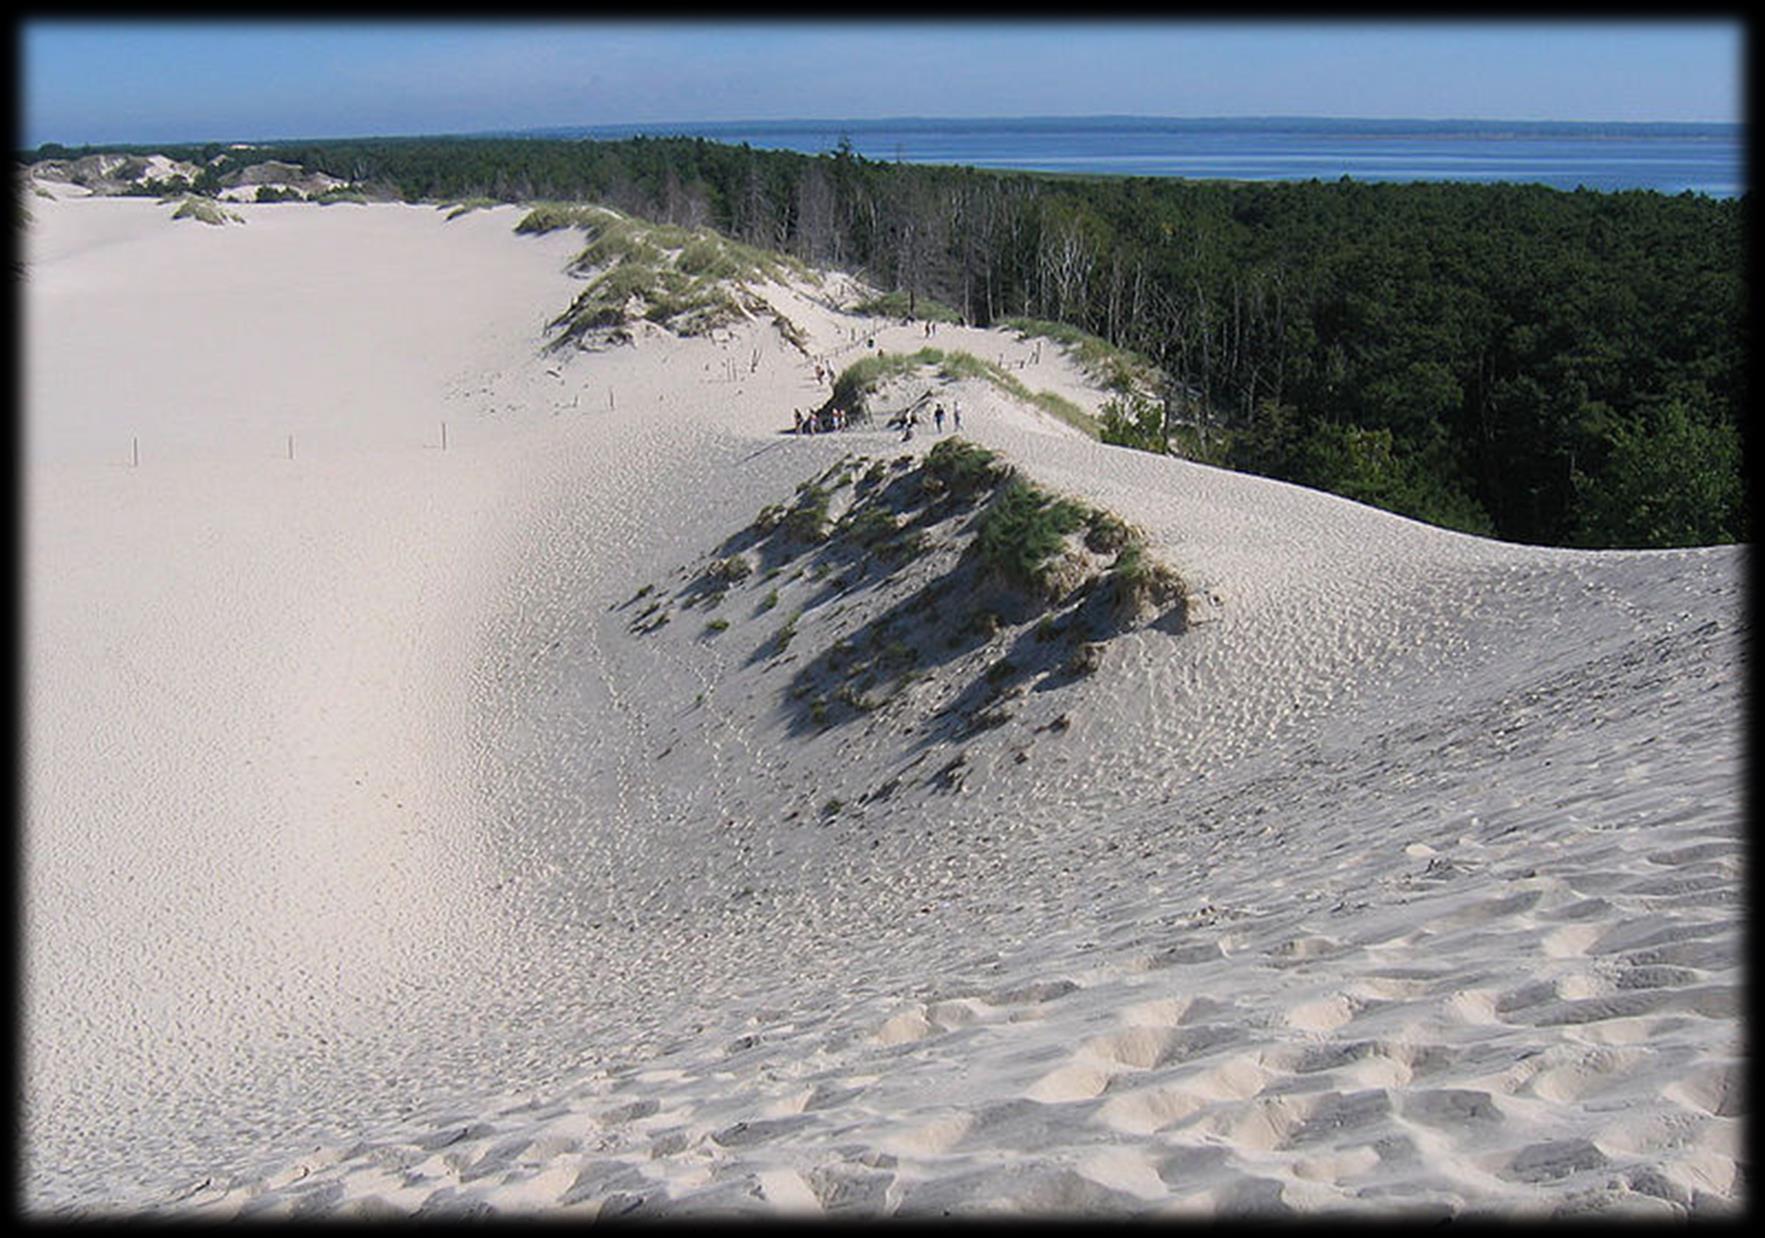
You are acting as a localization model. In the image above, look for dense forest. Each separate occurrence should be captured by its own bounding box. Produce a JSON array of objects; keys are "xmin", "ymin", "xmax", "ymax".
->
[{"xmin": 26, "ymin": 134, "xmax": 1747, "ymax": 548}]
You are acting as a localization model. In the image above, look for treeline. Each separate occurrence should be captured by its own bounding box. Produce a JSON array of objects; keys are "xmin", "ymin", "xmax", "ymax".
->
[{"xmin": 25, "ymin": 134, "xmax": 1745, "ymax": 547}]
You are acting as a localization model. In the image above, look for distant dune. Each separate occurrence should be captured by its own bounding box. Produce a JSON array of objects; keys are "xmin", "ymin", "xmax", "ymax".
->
[{"xmin": 22, "ymin": 192, "xmax": 1744, "ymax": 1218}]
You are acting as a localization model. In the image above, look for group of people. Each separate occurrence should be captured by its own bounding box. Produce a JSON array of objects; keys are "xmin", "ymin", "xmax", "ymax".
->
[
  {"xmin": 795, "ymin": 347, "xmax": 967, "ymax": 441},
  {"xmin": 891, "ymin": 399, "xmax": 961, "ymax": 442},
  {"xmin": 794, "ymin": 405, "xmax": 850, "ymax": 435}
]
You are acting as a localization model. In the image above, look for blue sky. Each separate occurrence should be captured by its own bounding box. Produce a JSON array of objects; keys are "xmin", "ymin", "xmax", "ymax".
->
[{"xmin": 21, "ymin": 20, "xmax": 1744, "ymax": 147}]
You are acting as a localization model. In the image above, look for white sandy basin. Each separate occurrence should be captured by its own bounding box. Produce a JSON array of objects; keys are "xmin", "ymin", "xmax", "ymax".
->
[{"xmin": 21, "ymin": 195, "xmax": 1745, "ymax": 1218}]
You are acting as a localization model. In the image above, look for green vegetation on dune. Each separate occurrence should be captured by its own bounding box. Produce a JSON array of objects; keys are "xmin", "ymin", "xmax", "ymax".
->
[
  {"xmin": 974, "ymin": 478, "xmax": 1091, "ymax": 599},
  {"xmin": 828, "ymin": 348, "xmax": 1097, "ymax": 436},
  {"xmin": 169, "ymin": 195, "xmax": 242, "ymax": 225},
  {"xmin": 522, "ymin": 204, "xmax": 809, "ymax": 346},
  {"xmin": 634, "ymin": 439, "xmax": 1188, "ymax": 751},
  {"xmin": 441, "ymin": 197, "xmax": 499, "ymax": 220},
  {"xmin": 923, "ymin": 437, "xmax": 1009, "ymax": 497},
  {"xmin": 830, "ymin": 349, "xmax": 943, "ymax": 414}
]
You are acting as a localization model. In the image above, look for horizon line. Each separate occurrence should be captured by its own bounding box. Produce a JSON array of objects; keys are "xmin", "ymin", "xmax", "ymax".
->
[{"xmin": 25, "ymin": 112, "xmax": 1740, "ymax": 152}]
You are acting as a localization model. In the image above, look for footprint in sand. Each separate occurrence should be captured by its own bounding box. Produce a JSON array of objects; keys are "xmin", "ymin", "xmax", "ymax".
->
[
  {"xmin": 1284, "ymin": 993, "xmax": 1362, "ymax": 1033},
  {"xmin": 1662, "ymin": 1060, "xmax": 1745, "ymax": 1118},
  {"xmin": 873, "ymin": 1007, "xmax": 934, "ymax": 1046}
]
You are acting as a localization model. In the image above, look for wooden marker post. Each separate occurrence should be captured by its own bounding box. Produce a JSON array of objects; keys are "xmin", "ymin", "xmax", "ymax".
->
[
  {"xmin": 441, "ymin": 420, "xmax": 448, "ymax": 451},
  {"xmin": 132, "ymin": 436, "xmax": 139, "ymax": 467}
]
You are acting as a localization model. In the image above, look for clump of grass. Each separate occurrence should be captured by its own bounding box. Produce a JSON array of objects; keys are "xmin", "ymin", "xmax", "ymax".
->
[
  {"xmin": 830, "ymin": 349, "xmax": 945, "ymax": 417},
  {"xmin": 882, "ymin": 530, "xmax": 929, "ymax": 561},
  {"xmin": 760, "ymin": 588, "xmax": 780, "ymax": 612},
  {"xmin": 705, "ymin": 617, "xmax": 731, "ymax": 634},
  {"xmin": 527, "ymin": 204, "xmax": 807, "ymax": 347},
  {"xmin": 169, "ymin": 195, "xmax": 242, "ymax": 226},
  {"xmin": 836, "ymin": 684, "xmax": 876, "ymax": 712},
  {"xmin": 985, "ymin": 657, "xmax": 1018, "ymax": 686},
  {"xmin": 839, "ymin": 504, "xmax": 900, "ymax": 548},
  {"xmin": 774, "ymin": 610, "xmax": 802, "ymax": 653},
  {"xmin": 1066, "ymin": 641, "xmax": 1106, "ymax": 676},
  {"xmin": 515, "ymin": 202, "xmax": 622, "ymax": 234},
  {"xmin": 1029, "ymin": 389, "xmax": 1098, "ymax": 437},
  {"xmin": 1084, "ymin": 509, "xmax": 1133, "ymax": 555},
  {"xmin": 783, "ymin": 484, "xmax": 830, "ymax": 542},
  {"xmin": 1105, "ymin": 538, "xmax": 1187, "ymax": 622},
  {"xmin": 443, "ymin": 197, "xmax": 499, "ymax": 220},
  {"xmin": 880, "ymin": 641, "xmax": 918, "ymax": 672},
  {"xmin": 923, "ymin": 437, "xmax": 1008, "ymax": 500},
  {"xmin": 707, "ymin": 555, "xmax": 752, "ymax": 583},
  {"xmin": 975, "ymin": 478, "xmax": 1090, "ymax": 599}
]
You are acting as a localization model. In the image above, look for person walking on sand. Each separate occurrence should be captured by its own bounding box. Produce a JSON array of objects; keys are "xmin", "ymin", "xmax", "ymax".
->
[
  {"xmin": 934, "ymin": 403, "xmax": 945, "ymax": 434},
  {"xmin": 952, "ymin": 401, "xmax": 962, "ymax": 431}
]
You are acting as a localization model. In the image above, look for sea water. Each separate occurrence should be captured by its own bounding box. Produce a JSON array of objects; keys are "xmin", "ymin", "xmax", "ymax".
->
[{"xmin": 528, "ymin": 116, "xmax": 1743, "ymax": 198}]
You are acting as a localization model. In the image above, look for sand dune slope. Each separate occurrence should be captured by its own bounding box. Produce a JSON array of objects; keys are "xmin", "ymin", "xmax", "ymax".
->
[{"xmin": 22, "ymin": 197, "xmax": 1744, "ymax": 1218}]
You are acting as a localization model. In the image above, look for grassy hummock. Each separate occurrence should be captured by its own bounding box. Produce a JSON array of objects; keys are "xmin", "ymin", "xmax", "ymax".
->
[
  {"xmin": 169, "ymin": 195, "xmax": 244, "ymax": 225},
  {"xmin": 826, "ymin": 348, "xmax": 1097, "ymax": 437},
  {"xmin": 974, "ymin": 478, "xmax": 1091, "ymax": 600},
  {"xmin": 631, "ymin": 439, "xmax": 1191, "ymax": 774},
  {"xmin": 519, "ymin": 204, "xmax": 809, "ymax": 348}
]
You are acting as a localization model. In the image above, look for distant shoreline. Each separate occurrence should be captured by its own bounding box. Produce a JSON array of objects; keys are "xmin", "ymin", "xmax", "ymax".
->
[
  {"xmin": 28, "ymin": 115, "xmax": 1736, "ymax": 199},
  {"xmin": 503, "ymin": 114, "xmax": 1741, "ymax": 140}
]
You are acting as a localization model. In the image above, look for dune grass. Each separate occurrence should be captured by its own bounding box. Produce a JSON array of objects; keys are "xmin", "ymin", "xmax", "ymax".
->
[
  {"xmin": 974, "ymin": 478, "xmax": 1091, "ymax": 599},
  {"xmin": 521, "ymin": 204, "xmax": 810, "ymax": 346},
  {"xmin": 653, "ymin": 439, "xmax": 1190, "ymax": 747},
  {"xmin": 169, "ymin": 195, "xmax": 243, "ymax": 225},
  {"xmin": 441, "ymin": 197, "xmax": 500, "ymax": 220},
  {"xmin": 828, "ymin": 348, "xmax": 1098, "ymax": 437},
  {"xmin": 1103, "ymin": 536, "xmax": 1187, "ymax": 621},
  {"xmin": 313, "ymin": 187, "xmax": 370, "ymax": 206},
  {"xmin": 923, "ymin": 437, "xmax": 1009, "ymax": 498}
]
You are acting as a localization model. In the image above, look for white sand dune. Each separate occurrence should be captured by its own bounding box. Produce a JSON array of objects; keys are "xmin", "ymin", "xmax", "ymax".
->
[{"xmin": 21, "ymin": 195, "xmax": 1745, "ymax": 1218}]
